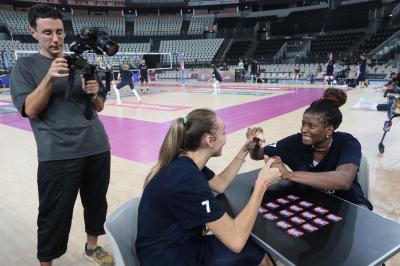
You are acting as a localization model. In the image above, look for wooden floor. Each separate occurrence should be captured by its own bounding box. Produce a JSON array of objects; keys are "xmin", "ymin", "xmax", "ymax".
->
[{"xmin": 0, "ymin": 82, "xmax": 399, "ymax": 265}]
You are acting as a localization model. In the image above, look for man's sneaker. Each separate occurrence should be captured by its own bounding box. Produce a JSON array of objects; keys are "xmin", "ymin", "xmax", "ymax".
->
[{"xmin": 84, "ymin": 243, "xmax": 115, "ymax": 266}]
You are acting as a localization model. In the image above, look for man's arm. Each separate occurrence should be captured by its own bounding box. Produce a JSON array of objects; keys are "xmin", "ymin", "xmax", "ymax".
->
[
  {"xmin": 24, "ymin": 57, "xmax": 69, "ymax": 118},
  {"xmin": 84, "ymin": 79, "xmax": 104, "ymax": 112}
]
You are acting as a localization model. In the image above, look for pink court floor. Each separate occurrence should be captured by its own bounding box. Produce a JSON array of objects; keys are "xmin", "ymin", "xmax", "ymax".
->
[{"xmin": 0, "ymin": 82, "xmax": 324, "ymax": 164}]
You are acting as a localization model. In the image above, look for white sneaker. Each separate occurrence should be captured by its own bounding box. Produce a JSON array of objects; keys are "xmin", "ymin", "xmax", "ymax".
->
[{"xmin": 351, "ymin": 98, "xmax": 377, "ymax": 110}]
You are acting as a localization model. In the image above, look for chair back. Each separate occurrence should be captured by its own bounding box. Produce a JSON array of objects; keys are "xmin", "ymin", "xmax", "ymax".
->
[
  {"xmin": 358, "ymin": 155, "xmax": 370, "ymax": 200},
  {"xmin": 104, "ymin": 197, "xmax": 141, "ymax": 266}
]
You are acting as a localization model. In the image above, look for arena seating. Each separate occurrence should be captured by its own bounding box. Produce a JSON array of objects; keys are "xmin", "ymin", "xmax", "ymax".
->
[
  {"xmin": 215, "ymin": 17, "xmax": 240, "ymax": 37},
  {"xmin": 188, "ymin": 15, "xmax": 214, "ymax": 35},
  {"xmin": 72, "ymin": 15, "xmax": 125, "ymax": 36},
  {"xmin": 310, "ymin": 31, "xmax": 365, "ymax": 62},
  {"xmin": 159, "ymin": 38, "xmax": 224, "ymax": 64},
  {"xmin": 0, "ymin": 0, "xmax": 397, "ymax": 82},
  {"xmin": 251, "ymin": 38, "xmax": 286, "ymax": 61},
  {"xmin": 224, "ymin": 41, "xmax": 252, "ymax": 64},
  {"xmin": 0, "ymin": 11, "xmax": 30, "ymax": 35},
  {"xmin": 359, "ymin": 27, "xmax": 400, "ymax": 53},
  {"xmin": 134, "ymin": 16, "xmax": 182, "ymax": 36}
]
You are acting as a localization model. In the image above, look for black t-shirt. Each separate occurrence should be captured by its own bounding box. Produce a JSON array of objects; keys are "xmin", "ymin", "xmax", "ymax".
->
[
  {"xmin": 263, "ymin": 132, "xmax": 372, "ymax": 210},
  {"xmin": 212, "ymin": 69, "xmax": 222, "ymax": 82},
  {"xmin": 250, "ymin": 62, "xmax": 258, "ymax": 74},
  {"xmin": 139, "ymin": 63, "xmax": 148, "ymax": 77},
  {"xmin": 136, "ymin": 156, "xmax": 225, "ymax": 266},
  {"xmin": 360, "ymin": 59, "xmax": 367, "ymax": 73},
  {"xmin": 326, "ymin": 59, "xmax": 335, "ymax": 74}
]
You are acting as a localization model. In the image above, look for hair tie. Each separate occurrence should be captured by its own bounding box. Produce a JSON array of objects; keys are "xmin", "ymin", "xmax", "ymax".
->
[
  {"xmin": 322, "ymin": 96, "xmax": 339, "ymax": 105},
  {"xmin": 183, "ymin": 116, "xmax": 188, "ymax": 126}
]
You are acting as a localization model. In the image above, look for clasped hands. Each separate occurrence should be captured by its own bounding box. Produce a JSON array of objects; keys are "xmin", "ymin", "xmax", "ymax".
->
[{"xmin": 244, "ymin": 127, "xmax": 290, "ymax": 190}]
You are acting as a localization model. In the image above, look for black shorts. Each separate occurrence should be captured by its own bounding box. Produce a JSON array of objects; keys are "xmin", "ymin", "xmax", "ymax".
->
[
  {"xmin": 326, "ymin": 71, "xmax": 334, "ymax": 76},
  {"xmin": 116, "ymin": 81, "xmax": 134, "ymax": 90},
  {"xmin": 140, "ymin": 76, "xmax": 148, "ymax": 82},
  {"xmin": 36, "ymin": 151, "xmax": 111, "ymax": 262},
  {"xmin": 357, "ymin": 72, "xmax": 366, "ymax": 82},
  {"xmin": 199, "ymin": 235, "xmax": 264, "ymax": 266}
]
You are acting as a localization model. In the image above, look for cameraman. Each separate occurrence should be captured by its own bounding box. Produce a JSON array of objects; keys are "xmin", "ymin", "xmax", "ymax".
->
[{"xmin": 9, "ymin": 4, "xmax": 113, "ymax": 266}]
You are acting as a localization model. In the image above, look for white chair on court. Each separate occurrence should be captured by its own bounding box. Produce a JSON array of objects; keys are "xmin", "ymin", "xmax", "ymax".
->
[
  {"xmin": 358, "ymin": 155, "xmax": 370, "ymax": 200},
  {"xmin": 104, "ymin": 198, "xmax": 141, "ymax": 266}
]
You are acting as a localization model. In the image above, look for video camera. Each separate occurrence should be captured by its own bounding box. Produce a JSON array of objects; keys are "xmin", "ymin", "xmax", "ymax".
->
[
  {"xmin": 64, "ymin": 28, "xmax": 118, "ymax": 80},
  {"xmin": 64, "ymin": 28, "xmax": 119, "ymax": 119}
]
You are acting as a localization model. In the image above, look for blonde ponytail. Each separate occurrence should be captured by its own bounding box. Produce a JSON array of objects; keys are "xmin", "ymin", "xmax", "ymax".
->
[{"xmin": 144, "ymin": 109, "xmax": 217, "ymax": 188}]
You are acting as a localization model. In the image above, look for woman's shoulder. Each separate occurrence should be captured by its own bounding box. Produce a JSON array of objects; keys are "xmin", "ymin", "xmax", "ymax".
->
[
  {"xmin": 333, "ymin": 132, "xmax": 361, "ymax": 147},
  {"xmin": 149, "ymin": 157, "xmax": 201, "ymax": 190},
  {"xmin": 279, "ymin": 133, "xmax": 301, "ymax": 144},
  {"xmin": 334, "ymin": 131, "xmax": 359, "ymax": 141},
  {"xmin": 168, "ymin": 156, "xmax": 197, "ymax": 171},
  {"xmin": 166, "ymin": 157, "xmax": 206, "ymax": 181}
]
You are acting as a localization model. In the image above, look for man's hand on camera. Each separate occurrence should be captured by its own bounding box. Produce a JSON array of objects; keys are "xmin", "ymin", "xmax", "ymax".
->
[
  {"xmin": 47, "ymin": 57, "xmax": 69, "ymax": 80},
  {"xmin": 82, "ymin": 79, "xmax": 99, "ymax": 99}
]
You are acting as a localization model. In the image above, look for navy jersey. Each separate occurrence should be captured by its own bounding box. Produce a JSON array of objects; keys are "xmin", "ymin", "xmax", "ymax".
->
[
  {"xmin": 119, "ymin": 69, "xmax": 132, "ymax": 82},
  {"xmin": 264, "ymin": 132, "xmax": 372, "ymax": 210},
  {"xmin": 359, "ymin": 59, "xmax": 367, "ymax": 73},
  {"xmin": 326, "ymin": 59, "xmax": 335, "ymax": 75},
  {"xmin": 250, "ymin": 62, "xmax": 259, "ymax": 75},
  {"xmin": 136, "ymin": 156, "xmax": 225, "ymax": 266},
  {"xmin": 139, "ymin": 63, "xmax": 148, "ymax": 77},
  {"xmin": 212, "ymin": 69, "xmax": 222, "ymax": 82}
]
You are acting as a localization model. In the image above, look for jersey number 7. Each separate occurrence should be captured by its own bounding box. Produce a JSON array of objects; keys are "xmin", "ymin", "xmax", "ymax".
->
[{"xmin": 202, "ymin": 200, "xmax": 210, "ymax": 213}]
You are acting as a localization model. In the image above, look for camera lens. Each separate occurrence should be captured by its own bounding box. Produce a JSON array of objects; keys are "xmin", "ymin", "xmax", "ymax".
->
[
  {"xmin": 104, "ymin": 42, "xmax": 119, "ymax": 56},
  {"xmin": 96, "ymin": 35, "xmax": 119, "ymax": 56}
]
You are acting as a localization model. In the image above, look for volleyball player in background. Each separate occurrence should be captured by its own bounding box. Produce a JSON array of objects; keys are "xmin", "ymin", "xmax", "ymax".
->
[
  {"xmin": 325, "ymin": 53, "xmax": 335, "ymax": 85},
  {"xmin": 139, "ymin": 59, "xmax": 149, "ymax": 93},
  {"xmin": 114, "ymin": 63, "xmax": 141, "ymax": 104},
  {"xmin": 209, "ymin": 64, "xmax": 222, "ymax": 94}
]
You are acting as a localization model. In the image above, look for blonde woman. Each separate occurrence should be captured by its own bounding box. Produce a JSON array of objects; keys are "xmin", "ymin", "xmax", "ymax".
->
[{"xmin": 136, "ymin": 109, "xmax": 281, "ymax": 266}]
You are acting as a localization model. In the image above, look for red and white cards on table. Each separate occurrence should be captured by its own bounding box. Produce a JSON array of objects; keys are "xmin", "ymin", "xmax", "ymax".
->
[{"xmin": 259, "ymin": 194, "xmax": 343, "ymax": 238}]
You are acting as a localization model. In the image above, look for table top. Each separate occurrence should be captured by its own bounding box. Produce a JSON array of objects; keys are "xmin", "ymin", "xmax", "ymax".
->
[{"xmin": 220, "ymin": 169, "xmax": 400, "ymax": 266}]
